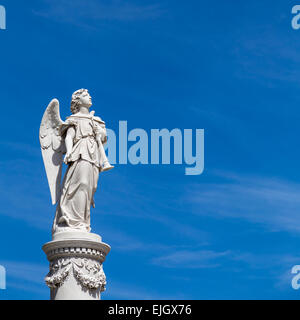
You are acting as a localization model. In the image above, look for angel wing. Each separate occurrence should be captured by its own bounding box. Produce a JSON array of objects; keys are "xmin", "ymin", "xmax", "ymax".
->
[{"xmin": 39, "ymin": 99, "xmax": 66, "ymax": 205}]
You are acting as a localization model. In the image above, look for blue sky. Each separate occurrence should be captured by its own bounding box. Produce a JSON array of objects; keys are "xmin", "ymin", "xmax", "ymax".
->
[{"xmin": 1, "ymin": 0, "xmax": 300, "ymax": 299}]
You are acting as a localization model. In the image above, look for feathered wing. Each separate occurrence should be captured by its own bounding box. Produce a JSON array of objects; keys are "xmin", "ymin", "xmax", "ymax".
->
[{"xmin": 39, "ymin": 99, "xmax": 66, "ymax": 205}]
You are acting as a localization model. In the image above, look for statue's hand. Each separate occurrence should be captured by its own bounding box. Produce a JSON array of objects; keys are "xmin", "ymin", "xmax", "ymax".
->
[{"xmin": 64, "ymin": 153, "xmax": 71, "ymax": 164}]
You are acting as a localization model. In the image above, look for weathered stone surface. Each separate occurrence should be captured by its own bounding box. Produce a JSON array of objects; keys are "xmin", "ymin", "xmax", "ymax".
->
[{"xmin": 43, "ymin": 232, "xmax": 110, "ymax": 300}]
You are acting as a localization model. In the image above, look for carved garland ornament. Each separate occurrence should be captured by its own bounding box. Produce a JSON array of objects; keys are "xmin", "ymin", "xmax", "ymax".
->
[{"xmin": 45, "ymin": 258, "xmax": 106, "ymax": 291}]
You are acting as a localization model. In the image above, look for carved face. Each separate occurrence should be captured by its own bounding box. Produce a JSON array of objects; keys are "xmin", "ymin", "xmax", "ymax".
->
[{"xmin": 79, "ymin": 91, "xmax": 92, "ymax": 108}]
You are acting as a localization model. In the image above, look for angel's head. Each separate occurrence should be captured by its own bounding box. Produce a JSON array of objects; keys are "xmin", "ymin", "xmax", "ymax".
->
[{"xmin": 70, "ymin": 89, "xmax": 92, "ymax": 114}]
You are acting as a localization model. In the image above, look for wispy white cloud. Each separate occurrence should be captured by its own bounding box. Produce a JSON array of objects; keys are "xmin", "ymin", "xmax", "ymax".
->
[
  {"xmin": 275, "ymin": 269, "xmax": 295, "ymax": 292},
  {"xmin": 105, "ymin": 280, "xmax": 187, "ymax": 300},
  {"xmin": 152, "ymin": 247, "xmax": 300, "ymax": 271},
  {"xmin": 95, "ymin": 169, "xmax": 210, "ymax": 244},
  {"xmin": 186, "ymin": 172, "xmax": 300, "ymax": 233},
  {"xmin": 34, "ymin": 0, "xmax": 164, "ymax": 26},
  {"xmin": 152, "ymin": 249, "xmax": 231, "ymax": 269},
  {"xmin": 232, "ymin": 252, "xmax": 300, "ymax": 292},
  {"xmin": 1, "ymin": 261, "xmax": 47, "ymax": 285},
  {"xmin": 151, "ymin": 247, "xmax": 300, "ymax": 292},
  {"xmin": 0, "ymin": 260, "xmax": 49, "ymax": 298},
  {"xmin": 232, "ymin": 25, "xmax": 300, "ymax": 84},
  {"xmin": 0, "ymin": 141, "xmax": 40, "ymax": 158},
  {"xmin": 232, "ymin": 252, "xmax": 300, "ymax": 270},
  {"xmin": 104, "ymin": 226, "xmax": 201, "ymax": 252},
  {"xmin": 0, "ymin": 155, "xmax": 53, "ymax": 230},
  {"xmin": 6, "ymin": 281, "xmax": 48, "ymax": 298}
]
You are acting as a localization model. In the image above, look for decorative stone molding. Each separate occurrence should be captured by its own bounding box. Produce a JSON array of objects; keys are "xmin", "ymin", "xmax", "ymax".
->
[
  {"xmin": 45, "ymin": 258, "xmax": 72, "ymax": 289},
  {"xmin": 45, "ymin": 244, "xmax": 108, "ymax": 262},
  {"xmin": 43, "ymin": 232, "xmax": 110, "ymax": 300},
  {"xmin": 73, "ymin": 259, "xmax": 106, "ymax": 291},
  {"xmin": 45, "ymin": 258, "xmax": 106, "ymax": 291}
]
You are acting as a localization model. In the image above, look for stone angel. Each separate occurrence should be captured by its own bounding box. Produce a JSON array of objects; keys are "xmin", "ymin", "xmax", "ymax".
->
[{"xmin": 39, "ymin": 89, "xmax": 114, "ymax": 235}]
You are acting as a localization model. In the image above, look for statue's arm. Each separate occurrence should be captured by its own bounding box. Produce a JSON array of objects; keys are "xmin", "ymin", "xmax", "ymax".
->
[
  {"xmin": 95, "ymin": 123, "xmax": 107, "ymax": 145},
  {"xmin": 64, "ymin": 126, "xmax": 75, "ymax": 164}
]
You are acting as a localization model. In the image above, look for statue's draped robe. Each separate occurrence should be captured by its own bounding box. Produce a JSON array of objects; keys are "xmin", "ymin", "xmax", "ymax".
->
[{"xmin": 52, "ymin": 114, "xmax": 105, "ymax": 234}]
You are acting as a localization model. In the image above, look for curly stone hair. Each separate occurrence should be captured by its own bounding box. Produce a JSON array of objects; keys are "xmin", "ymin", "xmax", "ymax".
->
[{"xmin": 70, "ymin": 88, "xmax": 88, "ymax": 114}]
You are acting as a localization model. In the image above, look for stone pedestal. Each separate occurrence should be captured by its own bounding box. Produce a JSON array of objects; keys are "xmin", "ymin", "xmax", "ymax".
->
[{"xmin": 42, "ymin": 232, "xmax": 110, "ymax": 300}]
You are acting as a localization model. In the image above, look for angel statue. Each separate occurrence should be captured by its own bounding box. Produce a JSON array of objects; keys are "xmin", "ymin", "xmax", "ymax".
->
[{"xmin": 39, "ymin": 89, "xmax": 114, "ymax": 235}]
